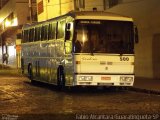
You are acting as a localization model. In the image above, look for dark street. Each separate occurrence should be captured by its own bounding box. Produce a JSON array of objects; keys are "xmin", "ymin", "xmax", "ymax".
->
[{"xmin": 0, "ymin": 70, "xmax": 160, "ymax": 120}]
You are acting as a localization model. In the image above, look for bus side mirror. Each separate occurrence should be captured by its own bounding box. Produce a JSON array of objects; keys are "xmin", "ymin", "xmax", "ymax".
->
[
  {"xmin": 135, "ymin": 26, "xmax": 139, "ymax": 44},
  {"xmin": 66, "ymin": 23, "xmax": 71, "ymax": 30},
  {"xmin": 65, "ymin": 23, "xmax": 71, "ymax": 41}
]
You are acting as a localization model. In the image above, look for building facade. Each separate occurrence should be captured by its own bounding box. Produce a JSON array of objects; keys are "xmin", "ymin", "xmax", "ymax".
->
[
  {"xmin": 37, "ymin": 0, "xmax": 108, "ymax": 21},
  {"xmin": 106, "ymin": 0, "xmax": 160, "ymax": 79},
  {"xmin": 0, "ymin": 0, "xmax": 37, "ymax": 68}
]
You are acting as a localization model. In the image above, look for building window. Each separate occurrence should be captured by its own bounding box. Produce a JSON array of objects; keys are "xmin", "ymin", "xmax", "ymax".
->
[
  {"xmin": 74, "ymin": 0, "xmax": 85, "ymax": 11},
  {"xmin": 38, "ymin": 0, "xmax": 44, "ymax": 15}
]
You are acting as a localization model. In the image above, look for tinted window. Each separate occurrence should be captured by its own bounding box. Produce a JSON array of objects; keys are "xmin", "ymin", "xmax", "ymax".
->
[
  {"xmin": 74, "ymin": 20, "xmax": 134, "ymax": 54},
  {"xmin": 23, "ymin": 30, "xmax": 29, "ymax": 43},
  {"xmin": 41, "ymin": 25, "xmax": 49, "ymax": 40},
  {"xmin": 57, "ymin": 20, "xmax": 65, "ymax": 39},
  {"xmin": 48, "ymin": 22, "xmax": 57, "ymax": 40},
  {"xmin": 35, "ymin": 27, "xmax": 41, "ymax": 41},
  {"xmin": 29, "ymin": 28, "xmax": 35, "ymax": 42}
]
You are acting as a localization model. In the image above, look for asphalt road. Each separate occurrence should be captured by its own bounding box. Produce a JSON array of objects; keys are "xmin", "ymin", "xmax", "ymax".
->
[{"xmin": 0, "ymin": 71, "xmax": 160, "ymax": 120}]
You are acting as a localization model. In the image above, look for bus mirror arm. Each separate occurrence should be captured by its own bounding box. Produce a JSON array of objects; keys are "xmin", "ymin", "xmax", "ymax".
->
[{"xmin": 135, "ymin": 26, "xmax": 139, "ymax": 44}]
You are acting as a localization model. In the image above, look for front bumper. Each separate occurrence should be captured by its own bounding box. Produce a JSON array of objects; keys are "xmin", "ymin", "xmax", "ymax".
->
[{"xmin": 74, "ymin": 74, "xmax": 134, "ymax": 86}]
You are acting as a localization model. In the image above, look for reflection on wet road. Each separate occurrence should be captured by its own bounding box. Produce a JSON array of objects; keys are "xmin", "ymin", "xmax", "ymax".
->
[{"xmin": 0, "ymin": 76, "xmax": 160, "ymax": 120}]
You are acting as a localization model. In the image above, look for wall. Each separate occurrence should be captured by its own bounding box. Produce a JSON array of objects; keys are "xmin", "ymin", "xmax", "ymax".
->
[
  {"xmin": 107, "ymin": 0, "xmax": 160, "ymax": 78},
  {"xmin": 37, "ymin": 0, "xmax": 74, "ymax": 21},
  {"xmin": 15, "ymin": 0, "xmax": 30, "ymax": 25},
  {"xmin": 85, "ymin": 0, "xmax": 104, "ymax": 11},
  {"xmin": 37, "ymin": 0, "xmax": 105, "ymax": 22},
  {"xmin": 0, "ymin": 0, "xmax": 15, "ymax": 23},
  {"xmin": 0, "ymin": 0, "xmax": 30, "ymax": 68}
]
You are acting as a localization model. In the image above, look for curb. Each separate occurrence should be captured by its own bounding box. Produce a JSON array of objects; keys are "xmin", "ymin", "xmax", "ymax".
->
[{"xmin": 128, "ymin": 87, "xmax": 160, "ymax": 95}]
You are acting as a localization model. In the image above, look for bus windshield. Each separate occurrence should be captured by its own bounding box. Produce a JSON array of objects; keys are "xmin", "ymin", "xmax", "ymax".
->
[{"xmin": 74, "ymin": 20, "xmax": 134, "ymax": 54}]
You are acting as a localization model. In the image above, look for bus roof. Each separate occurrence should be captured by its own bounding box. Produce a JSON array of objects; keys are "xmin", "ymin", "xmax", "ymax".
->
[{"xmin": 68, "ymin": 11, "xmax": 133, "ymax": 22}]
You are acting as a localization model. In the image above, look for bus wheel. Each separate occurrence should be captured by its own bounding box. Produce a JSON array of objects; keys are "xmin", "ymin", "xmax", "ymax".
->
[
  {"xmin": 28, "ymin": 64, "xmax": 33, "ymax": 80},
  {"xmin": 57, "ymin": 66, "xmax": 65, "ymax": 89},
  {"xmin": 21, "ymin": 58, "xmax": 24, "ymax": 74}
]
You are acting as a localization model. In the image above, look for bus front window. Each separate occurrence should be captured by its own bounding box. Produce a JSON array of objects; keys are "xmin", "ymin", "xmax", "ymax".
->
[{"xmin": 74, "ymin": 20, "xmax": 134, "ymax": 54}]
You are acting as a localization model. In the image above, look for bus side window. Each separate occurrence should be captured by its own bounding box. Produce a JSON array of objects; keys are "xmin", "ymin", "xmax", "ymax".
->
[
  {"xmin": 29, "ymin": 28, "xmax": 34, "ymax": 42},
  {"xmin": 48, "ymin": 22, "xmax": 57, "ymax": 40},
  {"xmin": 41, "ymin": 25, "xmax": 49, "ymax": 41},
  {"xmin": 38, "ymin": 27, "xmax": 41, "ymax": 41},
  {"xmin": 29, "ymin": 29, "xmax": 31, "ymax": 42},
  {"xmin": 41, "ymin": 26, "xmax": 45, "ymax": 41},
  {"xmin": 44, "ymin": 25, "xmax": 48, "ymax": 40},
  {"xmin": 32, "ymin": 28, "xmax": 35, "ymax": 42},
  {"xmin": 35, "ymin": 27, "xmax": 38, "ymax": 41},
  {"xmin": 48, "ymin": 24, "xmax": 52, "ymax": 40},
  {"xmin": 57, "ymin": 20, "xmax": 65, "ymax": 39},
  {"xmin": 24, "ymin": 30, "xmax": 29, "ymax": 43}
]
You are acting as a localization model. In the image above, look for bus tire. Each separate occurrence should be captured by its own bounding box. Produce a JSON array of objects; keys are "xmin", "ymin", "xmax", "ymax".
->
[
  {"xmin": 21, "ymin": 58, "xmax": 24, "ymax": 74},
  {"xmin": 28, "ymin": 63, "xmax": 33, "ymax": 80},
  {"xmin": 57, "ymin": 66, "xmax": 65, "ymax": 89}
]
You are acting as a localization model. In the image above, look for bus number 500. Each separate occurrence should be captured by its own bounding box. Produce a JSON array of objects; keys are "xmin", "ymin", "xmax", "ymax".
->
[{"xmin": 120, "ymin": 57, "xmax": 129, "ymax": 61}]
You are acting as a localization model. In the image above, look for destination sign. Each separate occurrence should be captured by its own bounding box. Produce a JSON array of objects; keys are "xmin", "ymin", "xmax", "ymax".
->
[{"xmin": 80, "ymin": 21, "xmax": 101, "ymax": 24}]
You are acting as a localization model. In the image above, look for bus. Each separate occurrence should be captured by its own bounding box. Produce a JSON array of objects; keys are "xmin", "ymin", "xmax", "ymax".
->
[{"xmin": 21, "ymin": 11, "xmax": 138, "ymax": 88}]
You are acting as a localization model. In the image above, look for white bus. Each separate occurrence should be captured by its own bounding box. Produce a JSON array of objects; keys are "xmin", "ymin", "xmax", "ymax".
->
[{"xmin": 21, "ymin": 11, "xmax": 138, "ymax": 88}]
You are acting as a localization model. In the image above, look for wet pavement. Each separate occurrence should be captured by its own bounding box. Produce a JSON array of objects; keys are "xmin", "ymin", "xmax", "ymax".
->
[
  {"xmin": 0, "ymin": 69, "xmax": 160, "ymax": 120},
  {"xmin": 133, "ymin": 77, "xmax": 160, "ymax": 93}
]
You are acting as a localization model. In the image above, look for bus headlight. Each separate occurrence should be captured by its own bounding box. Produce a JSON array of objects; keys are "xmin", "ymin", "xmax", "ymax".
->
[
  {"xmin": 79, "ymin": 76, "xmax": 93, "ymax": 81},
  {"xmin": 120, "ymin": 76, "xmax": 133, "ymax": 82}
]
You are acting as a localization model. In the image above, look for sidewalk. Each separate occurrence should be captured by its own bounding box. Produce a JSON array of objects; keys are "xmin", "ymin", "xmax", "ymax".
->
[
  {"xmin": 0, "ymin": 64, "xmax": 21, "ymax": 77},
  {"xmin": 131, "ymin": 77, "xmax": 160, "ymax": 94}
]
